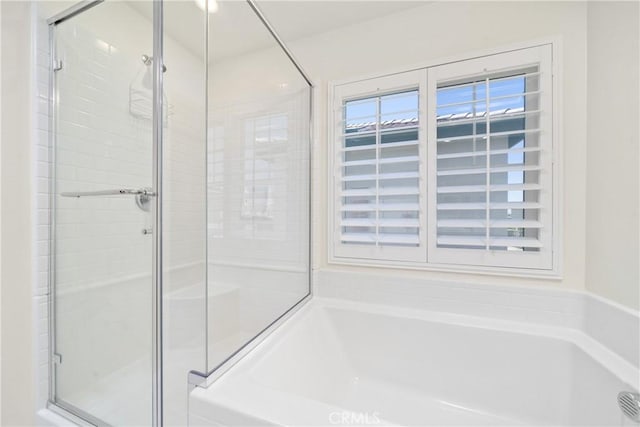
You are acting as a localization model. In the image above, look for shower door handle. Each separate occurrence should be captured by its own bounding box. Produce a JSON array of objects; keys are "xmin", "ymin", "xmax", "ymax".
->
[
  {"xmin": 60, "ymin": 188, "xmax": 155, "ymax": 212},
  {"xmin": 60, "ymin": 188, "xmax": 156, "ymax": 198}
]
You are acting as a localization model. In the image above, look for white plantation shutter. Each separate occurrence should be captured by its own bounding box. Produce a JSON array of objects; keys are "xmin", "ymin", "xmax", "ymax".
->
[
  {"xmin": 330, "ymin": 45, "xmax": 555, "ymax": 273},
  {"xmin": 427, "ymin": 45, "xmax": 553, "ymax": 269},
  {"xmin": 332, "ymin": 71, "xmax": 427, "ymax": 262}
]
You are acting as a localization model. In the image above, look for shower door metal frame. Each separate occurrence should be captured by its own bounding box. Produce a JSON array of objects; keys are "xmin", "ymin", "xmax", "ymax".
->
[
  {"xmin": 151, "ymin": 0, "xmax": 164, "ymax": 425},
  {"xmin": 46, "ymin": 1, "xmax": 165, "ymax": 425}
]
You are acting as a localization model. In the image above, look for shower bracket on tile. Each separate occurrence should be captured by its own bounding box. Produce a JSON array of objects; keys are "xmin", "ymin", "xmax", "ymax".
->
[{"xmin": 141, "ymin": 54, "xmax": 166, "ymax": 72}]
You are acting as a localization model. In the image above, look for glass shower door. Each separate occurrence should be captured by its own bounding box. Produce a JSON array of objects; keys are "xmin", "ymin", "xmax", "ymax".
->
[{"xmin": 51, "ymin": 2, "xmax": 155, "ymax": 425}]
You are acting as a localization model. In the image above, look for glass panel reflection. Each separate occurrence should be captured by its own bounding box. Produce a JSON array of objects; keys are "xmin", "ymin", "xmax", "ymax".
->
[{"xmin": 207, "ymin": 0, "xmax": 311, "ymax": 371}]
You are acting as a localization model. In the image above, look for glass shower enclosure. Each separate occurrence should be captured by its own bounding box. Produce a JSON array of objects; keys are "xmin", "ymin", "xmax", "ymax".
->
[{"xmin": 47, "ymin": 1, "xmax": 311, "ymax": 425}]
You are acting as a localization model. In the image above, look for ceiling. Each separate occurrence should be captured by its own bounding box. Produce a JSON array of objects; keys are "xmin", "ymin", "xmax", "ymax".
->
[
  {"xmin": 256, "ymin": 1, "xmax": 427, "ymax": 45},
  {"xmin": 128, "ymin": 0, "xmax": 428, "ymax": 61}
]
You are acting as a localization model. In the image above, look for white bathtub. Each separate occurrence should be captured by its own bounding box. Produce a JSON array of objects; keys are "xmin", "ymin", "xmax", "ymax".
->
[{"xmin": 190, "ymin": 298, "xmax": 639, "ymax": 426}]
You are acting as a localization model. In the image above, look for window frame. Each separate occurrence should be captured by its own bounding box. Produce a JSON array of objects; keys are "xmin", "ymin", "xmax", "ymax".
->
[{"xmin": 327, "ymin": 40, "xmax": 561, "ymax": 278}]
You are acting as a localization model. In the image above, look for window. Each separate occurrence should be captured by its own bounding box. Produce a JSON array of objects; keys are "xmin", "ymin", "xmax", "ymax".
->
[{"xmin": 330, "ymin": 45, "xmax": 555, "ymax": 273}]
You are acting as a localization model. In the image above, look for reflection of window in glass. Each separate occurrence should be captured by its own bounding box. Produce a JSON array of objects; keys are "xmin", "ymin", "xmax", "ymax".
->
[
  {"xmin": 208, "ymin": 124, "xmax": 225, "ymax": 238},
  {"xmin": 241, "ymin": 113, "xmax": 289, "ymax": 240},
  {"xmin": 241, "ymin": 158, "xmax": 273, "ymax": 219}
]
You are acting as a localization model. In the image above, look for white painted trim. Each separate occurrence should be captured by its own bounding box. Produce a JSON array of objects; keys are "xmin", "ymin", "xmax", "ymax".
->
[
  {"xmin": 550, "ymin": 36, "xmax": 564, "ymax": 279},
  {"xmin": 327, "ymin": 257, "xmax": 562, "ymax": 280}
]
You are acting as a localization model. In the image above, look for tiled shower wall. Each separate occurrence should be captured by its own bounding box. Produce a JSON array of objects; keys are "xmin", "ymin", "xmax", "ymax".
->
[
  {"xmin": 32, "ymin": 2, "xmax": 207, "ymax": 424},
  {"xmin": 53, "ymin": 20, "xmax": 154, "ymax": 294}
]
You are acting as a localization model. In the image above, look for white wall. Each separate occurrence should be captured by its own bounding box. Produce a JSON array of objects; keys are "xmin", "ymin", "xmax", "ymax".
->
[
  {"xmin": 585, "ymin": 1, "xmax": 640, "ymax": 311},
  {"xmin": 281, "ymin": 1, "xmax": 588, "ymax": 290},
  {"xmin": 211, "ymin": 0, "xmax": 640, "ymax": 308},
  {"xmin": 1, "ymin": 1, "xmax": 35, "ymax": 425}
]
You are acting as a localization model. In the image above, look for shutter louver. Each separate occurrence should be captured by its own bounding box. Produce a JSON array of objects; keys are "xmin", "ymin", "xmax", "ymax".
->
[
  {"xmin": 332, "ymin": 45, "xmax": 554, "ymax": 272},
  {"xmin": 341, "ymin": 90, "xmax": 421, "ymax": 248},
  {"xmin": 434, "ymin": 71, "xmax": 544, "ymax": 251},
  {"xmin": 427, "ymin": 45, "xmax": 553, "ymax": 270},
  {"xmin": 334, "ymin": 75, "xmax": 427, "ymax": 262}
]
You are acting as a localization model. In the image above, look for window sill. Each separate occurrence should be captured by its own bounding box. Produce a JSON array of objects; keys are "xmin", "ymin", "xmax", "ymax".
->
[{"xmin": 327, "ymin": 256, "xmax": 562, "ymax": 281}]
